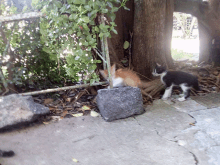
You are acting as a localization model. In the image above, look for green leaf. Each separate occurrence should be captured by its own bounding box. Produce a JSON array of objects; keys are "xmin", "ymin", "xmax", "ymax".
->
[
  {"xmin": 73, "ymin": 0, "xmax": 85, "ymax": 4},
  {"xmin": 82, "ymin": 24, "xmax": 89, "ymax": 31},
  {"xmin": 90, "ymin": 79, "xmax": 95, "ymax": 84},
  {"xmin": 110, "ymin": 22, "xmax": 116, "ymax": 26},
  {"xmin": 95, "ymin": 60, "xmax": 102, "ymax": 63},
  {"xmin": 123, "ymin": 6, "xmax": 130, "ymax": 11},
  {"xmin": 112, "ymin": 7, "xmax": 119, "ymax": 12},
  {"xmin": 54, "ymin": 1, "xmax": 62, "ymax": 8},
  {"xmin": 88, "ymin": 10, "xmax": 98, "ymax": 18},
  {"xmin": 86, "ymin": 35, "xmax": 92, "ymax": 41},
  {"xmin": 112, "ymin": 28, "xmax": 118, "ymax": 34},
  {"xmin": 95, "ymin": 26, "xmax": 99, "ymax": 32},
  {"xmin": 83, "ymin": 42, "xmax": 89, "ymax": 46},
  {"xmin": 69, "ymin": 14, "xmax": 77, "ymax": 20},
  {"xmin": 99, "ymin": 33, "xmax": 104, "ymax": 38},
  {"xmin": 82, "ymin": 17, "xmax": 90, "ymax": 23},
  {"xmin": 123, "ymin": 41, "xmax": 129, "ymax": 49},
  {"xmin": 22, "ymin": 6, "xmax": 28, "ymax": 12},
  {"xmin": 84, "ymin": 5, "xmax": 92, "ymax": 11},
  {"xmin": 68, "ymin": 29, "xmax": 73, "ymax": 34},
  {"xmin": 107, "ymin": 2, "xmax": 113, "ymax": 8},
  {"xmin": 101, "ymin": 9, "xmax": 108, "ymax": 13},
  {"xmin": 104, "ymin": 32, "xmax": 110, "ymax": 38},
  {"xmin": 108, "ymin": 13, "xmax": 116, "ymax": 21}
]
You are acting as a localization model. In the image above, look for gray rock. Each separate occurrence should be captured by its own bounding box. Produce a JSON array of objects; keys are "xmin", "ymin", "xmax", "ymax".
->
[
  {"xmin": 0, "ymin": 94, "xmax": 49, "ymax": 130},
  {"xmin": 96, "ymin": 86, "xmax": 144, "ymax": 121}
]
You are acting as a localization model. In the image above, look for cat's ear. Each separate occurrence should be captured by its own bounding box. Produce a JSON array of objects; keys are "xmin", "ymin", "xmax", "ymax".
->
[{"xmin": 99, "ymin": 69, "xmax": 108, "ymax": 79}]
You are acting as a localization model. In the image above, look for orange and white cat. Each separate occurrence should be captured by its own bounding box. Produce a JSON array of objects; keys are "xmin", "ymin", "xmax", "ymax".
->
[{"xmin": 100, "ymin": 64, "xmax": 142, "ymax": 88}]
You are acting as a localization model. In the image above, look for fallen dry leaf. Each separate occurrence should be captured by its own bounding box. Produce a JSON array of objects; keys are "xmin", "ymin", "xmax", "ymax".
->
[
  {"xmin": 61, "ymin": 110, "xmax": 68, "ymax": 118},
  {"xmin": 90, "ymin": 111, "xmax": 100, "ymax": 117},
  {"xmin": 72, "ymin": 158, "xmax": 78, "ymax": 163},
  {"xmin": 81, "ymin": 105, "xmax": 90, "ymax": 111},
  {"xmin": 49, "ymin": 107, "xmax": 56, "ymax": 111},
  {"xmin": 43, "ymin": 122, "xmax": 50, "ymax": 125},
  {"xmin": 44, "ymin": 98, "xmax": 54, "ymax": 104},
  {"xmin": 66, "ymin": 97, "xmax": 72, "ymax": 102},
  {"xmin": 189, "ymin": 123, "xmax": 195, "ymax": 126},
  {"xmin": 72, "ymin": 113, "xmax": 83, "ymax": 117},
  {"xmin": 51, "ymin": 116, "xmax": 62, "ymax": 122}
]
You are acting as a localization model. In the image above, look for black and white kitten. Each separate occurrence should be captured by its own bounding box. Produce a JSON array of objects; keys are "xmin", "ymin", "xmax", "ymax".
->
[
  {"xmin": 0, "ymin": 150, "xmax": 15, "ymax": 157},
  {"xmin": 152, "ymin": 63, "xmax": 200, "ymax": 101}
]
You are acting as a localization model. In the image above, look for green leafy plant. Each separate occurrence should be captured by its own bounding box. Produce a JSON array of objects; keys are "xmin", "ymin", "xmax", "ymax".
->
[
  {"xmin": 171, "ymin": 48, "xmax": 194, "ymax": 60},
  {"xmin": 0, "ymin": 0, "xmax": 129, "ymax": 92},
  {"xmin": 37, "ymin": 0, "xmax": 129, "ymax": 84},
  {"xmin": 0, "ymin": 3, "xmax": 70, "ymax": 91}
]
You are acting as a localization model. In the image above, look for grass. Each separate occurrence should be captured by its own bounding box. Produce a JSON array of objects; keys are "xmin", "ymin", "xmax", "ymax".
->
[{"xmin": 171, "ymin": 48, "xmax": 194, "ymax": 61}]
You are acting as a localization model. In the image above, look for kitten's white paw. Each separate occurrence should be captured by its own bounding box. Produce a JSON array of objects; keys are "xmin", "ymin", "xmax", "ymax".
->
[
  {"xmin": 179, "ymin": 93, "xmax": 184, "ymax": 97},
  {"xmin": 178, "ymin": 97, "xmax": 186, "ymax": 102}
]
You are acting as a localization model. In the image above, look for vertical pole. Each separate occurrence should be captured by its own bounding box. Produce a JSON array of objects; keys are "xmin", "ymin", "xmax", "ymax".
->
[
  {"xmin": 100, "ymin": 14, "xmax": 113, "ymax": 88},
  {"xmin": 99, "ymin": 15, "xmax": 107, "ymax": 70}
]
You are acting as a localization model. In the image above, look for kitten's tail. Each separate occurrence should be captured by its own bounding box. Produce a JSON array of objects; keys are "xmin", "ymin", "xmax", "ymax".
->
[{"xmin": 2, "ymin": 150, "xmax": 15, "ymax": 157}]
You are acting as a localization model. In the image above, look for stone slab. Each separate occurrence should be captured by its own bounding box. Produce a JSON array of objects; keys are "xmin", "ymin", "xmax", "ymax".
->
[
  {"xmin": 191, "ymin": 93, "xmax": 220, "ymax": 108},
  {"xmin": 164, "ymin": 98, "xmax": 207, "ymax": 113},
  {"xmin": 1, "ymin": 95, "xmax": 220, "ymax": 165},
  {"xmin": 175, "ymin": 107, "xmax": 220, "ymax": 165},
  {"xmin": 0, "ymin": 105, "xmax": 195, "ymax": 165},
  {"xmin": 137, "ymin": 100, "xmax": 195, "ymax": 140}
]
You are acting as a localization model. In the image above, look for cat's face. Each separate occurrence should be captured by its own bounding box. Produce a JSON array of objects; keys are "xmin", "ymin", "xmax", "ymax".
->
[
  {"xmin": 99, "ymin": 64, "xmax": 116, "ymax": 80},
  {"xmin": 152, "ymin": 63, "xmax": 166, "ymax": 76}
]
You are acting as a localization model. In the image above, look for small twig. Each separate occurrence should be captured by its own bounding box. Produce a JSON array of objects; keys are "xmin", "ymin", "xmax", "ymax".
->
[
  {"xmin": 149, "ymin": 84, "xmax": 164, "ymax": 97},
  {"xmin": 99, "ymin": 14, "xmax": 113, "ymax": 88},
  {"xmin": 98, "ymin": 15, "xmax": 107, "ymax": 70},
  {"xmin": 92, "ymin": 48, "xmax": 107, "ymax": 63},
  {"xmin": 190, "ymin": 89, "xmax": 197, "ymax": 96},
  {"xmin": 134, "ymin": 71, "xmax": 152, "ymax": 81},
  {"xmin": 207, "ymin": 80, "xmax": 220, "ymax": 89},
  {"xmin": 129, "ymin": 31, "xmax": 133, "ymax": 70},
  {"xmin": 141, "ymin": 90, "xmax": 152, "ymax": 99},
  {"xmin": 216, "ymin": 74, "xmax": 220, "ymax": 85},
  {"xmin": 8, "ymin": 87, "xmax": 19, "ymax": 94},
  {"xmin": 18, "ymin": 82, "xmax": 108, "ymax": 96},
  {"xmin": 72, "ymin": 88, "xmax": 88, "ymax": 104},
  {"xmin": 201, "ymin": 88, "xmax": 211, "ymax": 93}
]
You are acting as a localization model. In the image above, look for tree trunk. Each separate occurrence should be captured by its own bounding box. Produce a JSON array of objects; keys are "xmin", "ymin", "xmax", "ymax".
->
[
  {"xmin": 108, "ymin": 0, "xmax": 134, "ymax": 66},
  {"xmin": 132, "ymin": 0, "xmax": 174, "ymax": 78},
  {"xmin": 198, "ymin": 20, "xmax": 212, "ymax": 63}
]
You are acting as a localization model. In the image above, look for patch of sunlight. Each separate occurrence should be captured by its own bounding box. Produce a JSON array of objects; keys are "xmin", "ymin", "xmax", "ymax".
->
[{"xmin": 171, "ymin": 38, "xmax": 199, "ymax": 61}]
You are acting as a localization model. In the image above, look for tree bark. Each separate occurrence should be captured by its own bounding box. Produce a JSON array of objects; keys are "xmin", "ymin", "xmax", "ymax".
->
[
  {"xmin": 108, "ymin": 0, "xmax": 134, "ymax": 66},
  {"xmin": 198, "ymin": 20, "xmax": 212, "ymax": 63},
  {"xmin": 132, "ymin": 0, "xmax": 174, "ymax": 78}
]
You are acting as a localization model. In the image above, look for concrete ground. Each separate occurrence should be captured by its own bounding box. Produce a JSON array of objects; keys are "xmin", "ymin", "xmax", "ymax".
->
[{"xmin": 1, "ymin": 93, "xmax": 220, "ymax": 165}]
